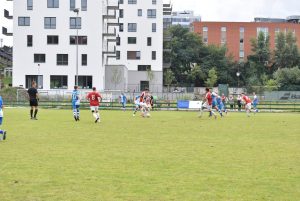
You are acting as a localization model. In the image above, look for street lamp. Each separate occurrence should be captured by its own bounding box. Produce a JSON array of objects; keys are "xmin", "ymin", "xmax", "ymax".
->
[
  {"xmin": 73, "ymin": 8, "xmax": 80, "ymax": 86},
  {"xmin": 236, "ymin": 71, "xmax": 241, "ymax": 89}
]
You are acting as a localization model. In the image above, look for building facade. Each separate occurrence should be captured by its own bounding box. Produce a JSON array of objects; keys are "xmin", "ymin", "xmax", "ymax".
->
[
  {"xmin": 1, "ymin": 0, "xmax": 13, "ymax": 46},
  {"xmin": 192, "ymin": 18, "xmax": 300, "ymax": 62},
  {"xmin": 171, "ymin": 10, "xmax": 201, "ymax": 28},
  {"xmin": 13, "ymin": 0, "xmax": 163, "ymax": 92}
]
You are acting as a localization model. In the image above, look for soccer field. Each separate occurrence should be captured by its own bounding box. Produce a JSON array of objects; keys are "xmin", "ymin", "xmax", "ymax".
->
[{"xmin": 0, "ymin": 109, "xmax": 299, "ymax": 201}]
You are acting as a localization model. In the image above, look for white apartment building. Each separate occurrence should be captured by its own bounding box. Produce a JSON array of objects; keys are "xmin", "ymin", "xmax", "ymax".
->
[
  {"xmin": 0, "ymin": 0, "xmax": 13, "ymax": 46},
  {"xmin": 107, "ymin": 0, "xmax": 163, "ymax": 92},
  {"xmin": 172, "ymin": 10, "xmax": 201, "ymax": 28},
  {"xmin": 12, "ymin": 0, "xmax": 163, "ymax": 92}
]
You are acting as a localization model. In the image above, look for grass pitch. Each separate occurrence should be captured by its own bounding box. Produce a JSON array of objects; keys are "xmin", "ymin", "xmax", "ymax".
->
[{"xmin": 0, "ymin": 109, "xmax": 299, "ymax": 201}]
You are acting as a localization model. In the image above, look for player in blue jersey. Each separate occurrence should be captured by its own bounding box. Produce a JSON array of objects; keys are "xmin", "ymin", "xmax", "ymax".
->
[
  {"xmin": 212, "ymin": 92, "xmax": 223, "ymax": 117},
  {"xmin": 120, "ymin": 93, "xmax": 127, "ymax": 112},
  {"xmin": 0, "ymin": 95, "xmax": 7, "ymax": 141},
  {"xmin": 217, "ymin": 95, "xmax": 227, "ymax": 115},
  {"xmin": 252, "ymin": 92, "xmax": 259, "ymax": 113},
  {"xmin": 133, "ymin": 95, "xmax": 141, "ymax": 116},
  {"xmin": 72, "ymin": 86, "xmax": 80, "ymax": 121}
]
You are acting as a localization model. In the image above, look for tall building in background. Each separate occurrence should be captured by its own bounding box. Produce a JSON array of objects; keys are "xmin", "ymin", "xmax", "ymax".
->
[
  {"xmin": 192, "ymin": 16, "xmax": 300, "ymax": 62},
  {"xmin": 0, "ymin": 0, "xmax": 13, "ymax": 47},
  {"xmin": 171, "ymin": 10, "xmax": 201, "ymax": 28},
  {"xmin": 12, "ymin": 0, "xmax": 163, "ymax": 92}
]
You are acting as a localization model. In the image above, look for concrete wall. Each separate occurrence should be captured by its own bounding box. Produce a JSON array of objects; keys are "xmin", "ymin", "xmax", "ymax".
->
[{"xmin": 105, "ymin": 65, "xmax": 128, "ymax": 91}]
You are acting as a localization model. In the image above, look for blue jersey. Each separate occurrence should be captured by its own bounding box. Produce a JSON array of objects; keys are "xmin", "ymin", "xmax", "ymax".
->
[
  {"xmin": 253, "ymin": 96, "xmax": 259, "ymax": 105},
  {"xmin": 120, "ymin": 95, "xmax": 127, "ymax": 103},
  {"xmin": 0, "ymin": 96, "xmax": 3, "ymax": 108},
  {"xmin": 212, "ymin": 93, "xmax": 217, "ymax": 107},
  {"xmin": 72, "ymin": 90, "xmax": 80, "ymax": 104},
  {"xmin": 217, "ymin": 97, "xmax": 224, "ymax": 109}
]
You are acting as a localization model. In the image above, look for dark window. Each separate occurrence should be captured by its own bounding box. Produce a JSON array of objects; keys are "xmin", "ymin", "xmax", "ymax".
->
[
  {"xmin": 128, "ymin": 0, "xmax": 137, "ymax": 4},
  {"xmin": 70, "ymin": 36, "xmax": 88, "ymax": 45},
  {"xmin": 27, "ymin": 35, "xmax": 33, "ymax": 47},
  {"xmin": 47, "ymin": 35, "xmax": 59, "ymax": 44},
  {"xmin": 152, "ymin": 23, "xmax": 156, "ymax": 32},
  {"xmin": 34, "ymin": 54, "xmax": 46, "ymax": 63},
  {"xmin": 70, "ymin": 17, "xmax": 81, "ymax": 29},
  {"xmin": 147, "ymin": 37, "xmax": 152, "ymax": 46},
  {"xmin": 138, "ymin": 65, "xmax": 151, "ymax": 71},
  {"xmin": 57, "ymin": 54, "xmax": 68, "ymax": 65},
  {"xmin": 128, "ymin": 23, "xmax": 137, "ymax": 32},
  {"xmin": 18, "ymin": 17, "xmax": 30, "ymax": 26},
  {"xmin": 26, "ymin": 75, "xmax": 43, "ymax": 89},
  {"xmin": 152, "ymin": 51, "xmax": 156, "ymax": 60},
  {"xmin": 119, "ymin": 0, "xmax": 124, "ymax": 4},
  {"xmin": 127, "ymin": 51, "xmax": 140, "ymax": 60},
  {"xmin": 116, "ymin": 36, "xmax": 121, "ymax": 46},
  {"xmin": 138, "ymin": 9, "xmax": 142, "ymax": 16},
  {"xmin": 44, "ymin": 17, "xmax": 56, "ymax": 29},
  {"xmin": 47, "ymin": 0, "xmax": 59, "ymax": 8},
  {"xmin": 70, "ymin": 0, "xmax": 75, "ymax": 10},
  {"xmin": 119, "ymin": 23, "xmax": 124, "ymax": 32},
  {"xmin": 140, "ymin": 81, "xmax": 149, "ymax": 91},
  {"xmin": 81, "ymin": 0, "xmax": 87, "ymax": 11},
  {"xmin": 128, "ymin": 37, "xmax": 136, "ymax": 44},
  {"xmin": 50, "ymin": 76, "xmax": 68, "ymax": 89},
  {"xmin": 82, "ymin": 54, "xmax": 87, "ymax": 66},
  {"xmin": 152, "ymin": 0, "xmax": 156, "ymax": 4},
  {"xmin": 147, "ymin": 9, "xmax": 156, "ymax": 18},
  {"xmin": 116, "ymin": 51, "xmax": 120, "ymax": 60},
  {"xmin": 27, "ymin": 0, "xmax": 33, "ymax": 10},
  {"xmin": 77, "ymin": 76, "xmax": 92, "ymax": 89},
  {"xmin": 119, "ymin": 9, "xmax": 124, "ymax": 18}
]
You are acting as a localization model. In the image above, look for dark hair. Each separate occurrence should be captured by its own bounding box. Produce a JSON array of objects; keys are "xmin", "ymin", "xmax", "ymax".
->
[
  {"xmin": 144, "ymin": 88, "xmax": 149, "ymax": 91},
  {"xmin": 92, "ymin": 87, "xmax": 96, "ymax": 91},
  {"xmin": 74, "ymin": 86, "xmax": 78, "ymax": 90},
  {"xmin": 32, "ymin": 81, "xmax": 36, "ymax": 86},
  {"xmin": 205, "ymin": 87, "xmax": 210, "ymax": 92}
]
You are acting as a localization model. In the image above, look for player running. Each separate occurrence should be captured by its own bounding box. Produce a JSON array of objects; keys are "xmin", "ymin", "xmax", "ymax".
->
[
  {"xmin": 133, "ymin": 95, "xmax": 141, "ymax": 116},
  {"xmin": 120, "ymin": 93, "xmax": 127, "ymax": 112},
  {"xmin": 86, "ymin": 87, "xmax": 102, "ymax": 123},
  {"xmin": 71, "ymin": 86, "xmax": 80, "ymax": 121},
  {"xmin": 212, "ymin": 92, "xmax": 223, "ymax": 117},
  {"xmin": 241, "ymin": 93, "xmax": 252, "ymax": 117},
  {"xmin": 217, "ymin": 95, "xmax": 227, "ymax": 115},
  {"xmin": 252, "ymin": 92, "xmax": 259, "ymax": 113},
  {"xmin": 0, "ymin": 95, "xmax": 7, "ymax": 141},
  {"xmin": 205, "ymin": 88, "xmax": 217, "ymax": 119}
]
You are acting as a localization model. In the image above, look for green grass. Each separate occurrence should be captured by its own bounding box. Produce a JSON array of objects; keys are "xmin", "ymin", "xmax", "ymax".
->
[{"xmin": 0, "ymin": 109, "xmax": 299, "ymax": 201}]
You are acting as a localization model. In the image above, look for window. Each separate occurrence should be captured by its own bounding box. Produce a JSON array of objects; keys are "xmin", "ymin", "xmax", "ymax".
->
[
  {"xmin": 82, "ymin": 54, "xmax": 87, "ymax": 66},
  {"xmin": 119, "ymin": 23, "xmax": 124, "ymax": 32},
  {"xmin": 119, "ymin": 0, "xmax": 124, "ymax": 4},
  {"xmin": 138, "ymin": 9, "xmax": 142, "ymax": 16},
  {"xmin": 119, "ymin": 9, "xmax": 124, "ymax": 18},
  {"xmin": 56, "ymin": 54, "xmax": 68, "ymax": 65},
  {"xmin": 47, "ymin": 0, "xmax": 59, "ymax": 8},
  {"xmin": 34, "ymin": 54, "xmax": 46, "ymax": 63},
  {"xmin": 257, "ymin": 27, "xmax": 269, "ymax": 37},
  {"xmin": 147, "ymin": 9, "xmax": 156, "ymax": 18},
  {"xmin": 81, "ymin": 0, "xmax": 87, "ymax": 11},
  {"xmin": 203, "ymin": 26, "xmax": 208, "ymax": 43},
  {"xmin": 147, "ymin": 37, "xmax": 152, "ymax": 46},
  {"xmin": 221, "ymin": 27, "xmax": 226, "ymax": 45},
  {"xmin": 27, "ymin": 0, "xmax": 33, "ymax": 10},
  {"xmin": 128, "ymin": 23, "xmax": 137, "ymax": 32},
  {"xmin": 27, "ymin": 35, "xmax": 32, "ymax": 47},
  {"xmin": 138, "ymin": 65, "xmax": 151, "ymax": 71},
  {"xmin": 18, "ymin": 17, "xmax": 30, "ymax": 26},
  {"xmin": 152, "ymin": 0, "xmax": 156, "ymax": 4},
  {"xmin": 44, "ymin": 17, "xmax": 56, "ymax": 29},
  {"xmin": 116, "ymin": 36, "xmax": 121, "ymax": 46},
  {"xmin": 239, "ymin": 50, "xmax": 244, "ymax": 58},
  {"xmin": 152, "ymin": 23, "xmax": 156, "ymax": 32},
  {"xmin": 128, "ymin": 0, "xmax": 137, "ymax": 4},
  {"xmin": 140, "ymin": 81, "xmax": 149, "ymax": 91},
  {"xmin": 152, "ymin": 51, "xmax": 156, "ymax": 60},
  {"xmin": 50, "ymin": 76, "xmax": 68, "ymax": 89},
  {"xmin": 77, "ymin": 76, "xmax": 92, "ymax": 89},
  {"xmin": 70, "ymin": 0, "xmax": 75, "ymax": 10},
  {"xmin": 26, "ymin": 75, "xmax": 43, "ymax": 89},
  {"xmin": 70, "ymin": 36, "xmax": 88, "ymax": 45},
  {"xmin": 116, "ymin": 51, "xmax": 120, "ymax": 60},
  {"xmin": 70, "ymin": 17, "xmax": 81, "ymax": 29},
  {"xmin": 47, "ymin": 35, "xmax": 59, "ymax": 44},
  {"xmin": 128, "ymin": 37, "xmax": 136, "ymax": 44},
  {"xmin": 127, "ymin": 51, "xmax": 141, "ymax": 60}
]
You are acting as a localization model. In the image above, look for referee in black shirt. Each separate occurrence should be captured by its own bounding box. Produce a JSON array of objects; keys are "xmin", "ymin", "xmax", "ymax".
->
[{"xmin": 27, "ymin": 81, "xmax": 39, "ymax": 120}]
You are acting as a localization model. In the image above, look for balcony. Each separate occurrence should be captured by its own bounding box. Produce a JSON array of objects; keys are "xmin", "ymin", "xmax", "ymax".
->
[
  {"xmin": 2, "ymin": 27, "xmax": 13, "ymax": 36},
  {"xmin": 103, "ymin": 28, "xmax": 116, "ymax": 37},
  {"xmin": 103, "ymin": 46, "xmax": 116, "ymax": 55},
  {"xmin": 103, "ymin": 10, "xmax": 117, "ymax": 19},
  {"xmin": 4, "ymin": 9, "xmax": 13, "ymax": 19}
]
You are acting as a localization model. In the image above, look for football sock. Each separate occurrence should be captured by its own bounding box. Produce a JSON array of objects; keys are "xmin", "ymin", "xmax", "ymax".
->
[
  {"xmin": 34, "ymin": 109, "xmax": 38, "ymax": 118},
  {"xmin": 73, "ymin": 109, "xmax": 77, "ymax": 117},
  {"xmin": 93, "ymin": 113, "xmax": 98, "ymax": 119},
  {"xmin": 30, "ymin": 109, "xmax": 33, "ymax": 118},
  {"xmin": 77, "ymin": 109, "xmax": 80, "ymax": 118}
]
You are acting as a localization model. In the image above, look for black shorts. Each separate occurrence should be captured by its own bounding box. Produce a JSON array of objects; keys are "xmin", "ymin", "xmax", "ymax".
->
[{"xmin": 29, "ymin": 99, "xmax": 38, "ymax": 107}]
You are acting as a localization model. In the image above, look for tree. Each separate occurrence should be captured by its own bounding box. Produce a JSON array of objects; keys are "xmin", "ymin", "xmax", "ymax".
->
[
  {"xmin": 188, "ymin": 64, "xmax": 205, "ymax": 87},
  {"xmin": 205, "ymin": 68, "xmax": 218, "ymax": 87},
  {"xmin": 111, "ymin": 68, "xmax": 122, "ymax": 90},
  {"xmin": 164, "ymin": 69, "xmax": 175, "ymax": 92},
  {"xmin": 146, "ymin": 68, "xmax": 155, "ymax": 82},
  {"xmin": 273, "ymin": 66, "xmax": 300, "ymax": 90}
]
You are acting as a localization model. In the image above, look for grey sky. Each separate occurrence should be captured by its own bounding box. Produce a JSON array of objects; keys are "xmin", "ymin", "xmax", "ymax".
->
[{"xmin": 168, "ymin": 0, "xmax": 300, "ymax": 21}]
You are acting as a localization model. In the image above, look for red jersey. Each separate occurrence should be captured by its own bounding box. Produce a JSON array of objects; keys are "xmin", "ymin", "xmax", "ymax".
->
[
  {"xmin": 140, "ymin": 91, "xmax": 146, "ymax": 102},
  {"xmin": 206, "ymin": 92, "xmax": 212, "ymax": 105},
  {"xmin": 242, "ymin": 95, "xmax": 252, "ymax": 104},
  {"xmin": 87, "ymin": 92, "xmax": 102, "ymax": 106}
]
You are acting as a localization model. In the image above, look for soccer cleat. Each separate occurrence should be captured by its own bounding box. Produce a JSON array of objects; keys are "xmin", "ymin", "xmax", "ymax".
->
[
  {"xmin": 74, "ymin": 116, "xmax": 78, "ymax": 121},
  {"xmin": 77, "ymin": 117, "xmax": 80, "ymax": 121},
  {"xmin": 3, "ymin": 131, "xmax": 6, "ymax": 140},
  {"xmin": 33, "ymin": 117, "xmax": 38, "ymax": 120},
  {"xmin": 95, "ymin": 118, "xmax": 99, "ymax": 123}
]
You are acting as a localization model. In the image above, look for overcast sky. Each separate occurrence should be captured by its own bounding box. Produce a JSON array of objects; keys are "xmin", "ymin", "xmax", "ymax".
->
[{"xmin": 168, "ymin": 0, "xmax": 300, "ymax": 21}]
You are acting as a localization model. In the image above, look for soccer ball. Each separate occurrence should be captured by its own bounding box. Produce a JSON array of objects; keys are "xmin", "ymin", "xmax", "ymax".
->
[{"xmin": 146, "ymin": 113, "xmax": 151, "ymax": 118}]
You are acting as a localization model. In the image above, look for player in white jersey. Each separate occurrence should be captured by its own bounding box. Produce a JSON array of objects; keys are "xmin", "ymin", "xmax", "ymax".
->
[{"xmin": 133, "ymin": 95, "xmax": 141, "ymax": 117}]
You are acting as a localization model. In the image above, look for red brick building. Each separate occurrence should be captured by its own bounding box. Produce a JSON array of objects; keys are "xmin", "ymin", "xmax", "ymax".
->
[{"xmin": 192, "ymin": 21, "xmax": 300, "ymax": 62}]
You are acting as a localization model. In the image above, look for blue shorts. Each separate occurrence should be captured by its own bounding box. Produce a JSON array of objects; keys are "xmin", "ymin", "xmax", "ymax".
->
[
  {"xmin": 72, "ymin": 102, "xmax": 80, "ymax": 110},
  {"xmin": 121, "ymin": 102, "xmax": 126, "ymax": 108},
  {"xmin": 212, "ymin": 101, "xmax": 217, "ymax": 108},
  {"xmin": 0, "ymin": 117, "xmax": 3, "ymax": 125}
]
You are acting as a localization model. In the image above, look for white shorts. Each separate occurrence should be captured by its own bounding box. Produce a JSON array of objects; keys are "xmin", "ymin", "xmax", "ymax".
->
[
  {"xmin": 0, "ymin": 109, "xmax": 3, "ymax": 117},
  {"xmin": 245, "ymin": 103, "xmax": 252, "ymax": 110},
  {"xmin": 206, "ymin": 105, "xmax": 212, "ymax": 110},
  {"xmin": 90, "ymin": 106, "xmax": 99, "ymax": 112}
]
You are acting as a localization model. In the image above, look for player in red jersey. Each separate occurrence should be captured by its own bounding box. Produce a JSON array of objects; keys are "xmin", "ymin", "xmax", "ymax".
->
[
  {"xmin": 204, "ymin": 87, "xmax": 216, "ymax": 118},
  {"xmin": 241, "ymin": 93, "xmax": 252, "ymax": 117},
  {"xmin": 86, "ymin": 87, "xmax": 102, "ymax": 123}
]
